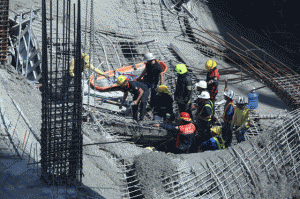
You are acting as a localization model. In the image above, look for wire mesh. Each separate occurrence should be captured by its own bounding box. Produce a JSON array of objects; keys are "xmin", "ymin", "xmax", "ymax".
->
[{"xmin": 157, "ymin": 109, "xmax": 300, "ymax": 198}]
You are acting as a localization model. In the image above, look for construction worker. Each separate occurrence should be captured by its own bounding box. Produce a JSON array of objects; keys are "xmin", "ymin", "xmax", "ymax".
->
[
  {"xmin": 231, "ymin": 96, "xmax": 250, "ymax": 143},
  {"xmin": 154, "ymin": 112, "xmax": 195, "ymax": 154},
  {"xmin": 117, "ymin": 75, "xmax": 150, "ymax": 121},
  {"xmin": 61, "ymin": 53, "xmax": 108, "ymax": 98},
  {"xmin": 222, "ymin": 90, "xmax": 235, "ymax": 148},
  {"xmin": 152, "ymin": 85, "xmax": 175, "ymax": 122},
  {"xmin": 199, "ymin": 126, "xmax": 225, "ymax": 152},
  {"xmin": 69, "ymin": 53, "xmax": 109, "ymax": 78},
  {"xmin": 174, "ymin": 64, "xmax": 193, "ymax": 120},
  {"xmin": 205, "ymin": 59, "xmax": 219, "ymax": 103},
  {"xmin": 195, "ymin": 80, "xmax": 207, "ymax": 93},
  {"xmin": 136, "ymin": 53, "xmax": 164, "ymax": 109},
  {"xmin": 194, "ymin": 91, "xmax": 214, "ymax": 143}
]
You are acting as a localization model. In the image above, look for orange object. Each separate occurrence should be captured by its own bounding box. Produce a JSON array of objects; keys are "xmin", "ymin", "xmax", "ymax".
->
[
  {"xmin": 22, "ymin": 131, "xmax": 28, "ymax": 148},
  {"xmin": 90, "ymin": 61, "xmax": 168, "ymax": 92}
]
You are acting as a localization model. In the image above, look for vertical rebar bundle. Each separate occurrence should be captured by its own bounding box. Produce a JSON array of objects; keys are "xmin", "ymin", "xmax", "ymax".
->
[
  {"xmin": 41, "ymin": 0, "xmax": 83, "ymax": 186},
  {"xmin": 0, "ymin": 0, "xmax": 9, "ymax": 63}
]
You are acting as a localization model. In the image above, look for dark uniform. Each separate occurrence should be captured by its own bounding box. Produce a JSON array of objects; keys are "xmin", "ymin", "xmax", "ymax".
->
[
  {"xmin": 143, "ymin": 61, "xmax": 163, "ymax": 108},
  {"xmin": 200, "ymin": 136, "xmax": 225, "ymax": 151},
  {"xmin": 160, "ymin": 122, "xmax": 195, "ymax": 154},
  {"xmin": 206, "ymin": 68, "xmax": 219, "ymax": 103},
  {"xmin": 121, "ymin": 81, "xmax": 149, "ymax": 121},
  {"xmin": 195, "ymin": 100, "xmax": 213, "ymax": 143},
  {"xmin": 222, "ymin": 100, "xmax": 235, "ymax": 148},
  {"xmin": 174, "ymin": 73, "xmax": 193, "ymax": 119},
  {"xmin": 152, "ymin": 93, "xmax": 174, "ymax": 121}
]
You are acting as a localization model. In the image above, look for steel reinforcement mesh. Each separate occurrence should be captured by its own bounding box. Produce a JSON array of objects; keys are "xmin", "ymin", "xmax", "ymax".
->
[
  {"xmin": 41, "ymin": 0, "xmax": 83, "ymax": 185},
  {"xmin": 0, "ymin": 0, "xmax": 9, "ymax": 63}
]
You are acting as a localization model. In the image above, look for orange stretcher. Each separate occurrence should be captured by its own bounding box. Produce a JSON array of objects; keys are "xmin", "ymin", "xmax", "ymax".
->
[{"xmin": 90, "ymin": 61, "xmax": 168, "ymax": 92}]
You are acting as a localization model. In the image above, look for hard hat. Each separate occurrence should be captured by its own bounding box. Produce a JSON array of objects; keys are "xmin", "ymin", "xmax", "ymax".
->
[
  {"xmin": 198, "ymin": 91, "xmax": 210, "ymax": 99},
  {"xmin": 145, "ymin": 146, "xmax": 154, "ymax": 151},
  {"xmin": 205, "ymin": 60, "xmax": 217, "ymax": 71},
  {"xmin": 144, "ymin": 53, "xmax": 155, "ymax": 61},
  {"xmin": 158, "ymin": 85, "xmax": 169, "ymax": 93},
  {"xmin": 195, "ymin": 80, "xmax": 207, "ymax": 89},
  {"xmin": 211, "ymin": 126, "xmax": 222, "ymax": 135},
  {"xmin": 81, "ymin": 53, "xmax": 89, "ymax": 62},
  {"xmin": 224, "ymin": 90, "xmax": 235, "ymax": 99},
  {"xmin": 117, "ymin": 75, "xmax": 127, "ymax": 85},
  {"xmin": 235, "ymin": 96, "xmax": 247, "ymax": 105},
  {"xmin": 175, "ymin": 64, "xmax": 187, "ymax": 75},
  {"xmin": 180, "ymin": 112, "xmax": 191, "ymax": 121}
]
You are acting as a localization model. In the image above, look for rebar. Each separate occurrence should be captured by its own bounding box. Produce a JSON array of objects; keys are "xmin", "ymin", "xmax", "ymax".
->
[
  {"xmin": 0, "ymin": 0, "xmax": 9, "ymax": 63},
  {"xmin": 41, "ymin": 0, "xmax": 83, "ymax": 186}
]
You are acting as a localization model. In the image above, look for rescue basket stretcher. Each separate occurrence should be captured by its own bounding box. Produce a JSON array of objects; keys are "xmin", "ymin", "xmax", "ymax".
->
[{"xmin": 90, "ymin": 61, "xmax": 168, "ymax": 92}]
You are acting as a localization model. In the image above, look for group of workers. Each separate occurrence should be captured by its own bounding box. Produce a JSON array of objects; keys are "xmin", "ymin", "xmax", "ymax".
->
[{"xmin": 73, "ymin": 52, "xmax": 251, "ymax": 154}]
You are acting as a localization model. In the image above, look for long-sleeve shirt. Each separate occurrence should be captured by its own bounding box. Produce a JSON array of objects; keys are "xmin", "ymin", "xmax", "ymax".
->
[
  {"xmin": 69, "ymin": 59, "xmax": 104, "ymax": 77},
  {"xmin": 152, "ymin": 93, "xmax": 174, "ymax": 116},
  {"xmin": 200, "ymin": 136, "xmax": 225, "ymax": 151},
  {"xmin": 231, "ymin": 108, "xmax": 250, "ymax": 130},
  {"xmin": 174, "ymin": 73, "xmax": 192, "ymax": 102},
  {"xmin": 223, "ymin": 101, "xmax": 235, "ymax": 124},
  {"xmin": 206, "ymin": 68, "xmax": 219, "ymax": 90},
  {"xmin": 160, "ymin": 122, "xmax": 195, "ymax": 151}
]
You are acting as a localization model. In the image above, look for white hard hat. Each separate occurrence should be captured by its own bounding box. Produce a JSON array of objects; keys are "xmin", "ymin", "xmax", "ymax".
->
[
  {"xmin": 224, "ymin": 90, "xmax": 235, "ymax": 99},
  {"xmin": 144, "ymin": 53, "xmax": 155, "ymax": 61},
  {"xmin": 235, "ymin": 96, "xmax": 247, "ymax": 104},
  {"xmin": 198, "ymin": 91, "xmax": 210, "ymax": 99},
  {"xmin": 195, "ymin": 80, "xmax": 207, "ymax": 89}
]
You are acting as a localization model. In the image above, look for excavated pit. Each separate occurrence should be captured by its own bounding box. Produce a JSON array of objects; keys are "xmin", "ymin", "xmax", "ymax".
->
[{"xmin": 2, "ymin": 0, "xmax": 300, "ymax": 198}]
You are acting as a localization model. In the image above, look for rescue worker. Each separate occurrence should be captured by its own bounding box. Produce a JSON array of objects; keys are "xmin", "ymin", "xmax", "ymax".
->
[
  {"xmin": 191, "ymin": 80, "xmax": 207, "ymax": 111},
  {"xmin": 154, "ymin": 112, "xmax": 195, "ymax": 154},
  {"xmin": 152, "ymin": 85, "xmax": 175, "ymax": 122},
  {"xmin": 205, "ymin": 59, "xmax": 219, "ymax": 103},
  {"xmin": 117, "ymin": 75, "xmax": 150, "ymax": 121},
  {"xmin": 222, "ymin": 90, "xmax": 235, "ymax": 148},
  {"xmin": 136, "ymin": 53, "xmax": 164, "ymax": 109},
  {"xmin": 195, "ymin": 80, "xmax": 207, "ymax": 93},
  {"xmin": 69, "ymin": 53, "xmax": 109, "ymax": 78},
  {"xmin": 61, "ymin": 53, "xmax": 109, "ymax": 98},
  {"xmin": 199, "ymin": 126, "xmax": 225, "ymax": 152},
  {"xmin": 174, "ymin": 64, "xmax": 193, "ymax": 120},
  {"xmin": 194, "ymin": 91, "xmax": 214, "ymax": 143},
  {"xmin": 230, "ymin": 96, "xmax": 250, "ymax": 143}
]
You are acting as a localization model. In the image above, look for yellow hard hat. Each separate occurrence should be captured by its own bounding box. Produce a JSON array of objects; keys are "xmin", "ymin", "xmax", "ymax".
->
[
  {"xmin": 205, "ymin": 60, "xmax": 217, "ymax": 71},
  {"xmin": 211, "ymin": 126, "xmax": 222, "ymax": 135},
  {"xmin": 81, "ymin": 53, "xmax": 89, "ymax": 62},
  {"xmin": 175, "ymin": 64, "xmax": 187, "ymax": 75},
  {"xmin": 145, "ymin": 146, "xmax": 154, "ymax": 151},
  {"xmin": 117, "ymin": 75, "xmax": 127, "ymax": 85},
  {"xmin": 158, "ymin": 85, "xmax": 169, "ymax": 93}
]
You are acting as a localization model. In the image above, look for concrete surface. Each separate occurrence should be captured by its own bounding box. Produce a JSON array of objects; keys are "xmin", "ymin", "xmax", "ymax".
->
[{"xmin": 1, "ymin": 0, "xmax": 299, "ymax": 198}]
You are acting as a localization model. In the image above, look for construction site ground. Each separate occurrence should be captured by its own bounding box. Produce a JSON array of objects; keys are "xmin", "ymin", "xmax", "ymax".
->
[{"xmin": 0, "ymin": 0, "xmax": 299, "ymax": 198}]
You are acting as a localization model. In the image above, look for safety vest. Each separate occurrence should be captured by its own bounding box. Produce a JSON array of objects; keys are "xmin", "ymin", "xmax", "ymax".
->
[
  {"xmin": 234, "ymin": 108, "xmax": 251, "ymax": 128},
  {"xmin": 198, "ymin": 100, "xmax": 213, "ymax": 121},
  {"xmin": 222, "ymin": 101, "xmax": 235, "ymax": 122},
  {"xmin": 212, "ymin": 136, "xmax": 225, "ymax": 150}
]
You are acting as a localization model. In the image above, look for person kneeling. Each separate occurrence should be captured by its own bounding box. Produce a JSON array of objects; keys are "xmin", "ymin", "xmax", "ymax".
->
[
  {"xmin": 154, "ymin": 112, "xmax": 195, "ymax": 154},
  {"xmin": 199, "ymin": 126, "xmax": 225, "ymax": 152}
]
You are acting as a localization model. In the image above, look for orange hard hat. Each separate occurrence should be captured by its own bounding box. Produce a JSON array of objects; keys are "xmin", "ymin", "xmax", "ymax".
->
[{"xmin": 180, "ymin": 112, "xmax": 191, "ymax": 121}]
